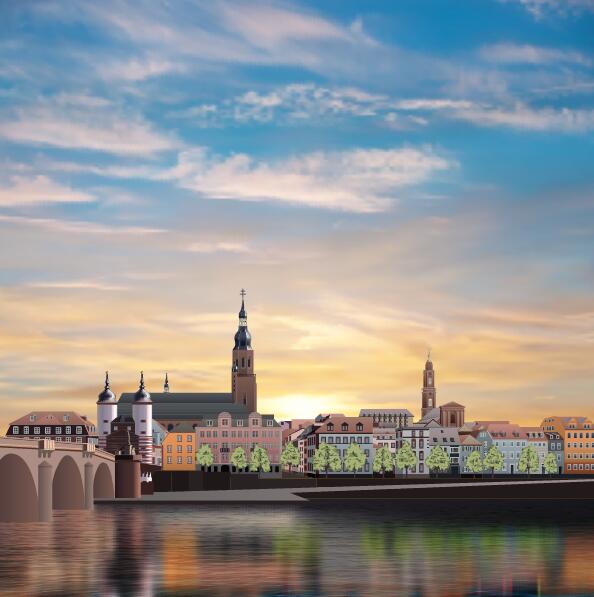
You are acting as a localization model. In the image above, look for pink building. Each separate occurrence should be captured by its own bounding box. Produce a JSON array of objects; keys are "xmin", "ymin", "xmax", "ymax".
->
[{"xmin": 195, "ymin": 411, "xmax": 282, "ymax": 473}]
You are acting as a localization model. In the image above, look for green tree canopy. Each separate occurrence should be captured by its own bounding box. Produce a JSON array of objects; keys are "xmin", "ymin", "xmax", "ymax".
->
[
  {"xmin": 543, "ymin": 452, "xmax": 558, "ymax": 476},
  {"xmin": 518, "ymin": 445, "xmax": 539, "ymax": 475},
  {"xmin": 483, "ymin": 445, "xmax": 505, "ymax": 477},
  {"xmin": 465, "ymin": 450, "xmax": 483, "ymax": 475},
  {"xmin": 230, "ymin": 446, "xmax": 247, "ymax": 471},
  {"xmin": 249, "ymin": 445, "xmax": 271, "ymax": 473},
  {"xmin": 311, "ymin": 442, "xmax": 342, "ymax": 477},
  {"xmin": 426, "ymin": 445, "xmax": 451, "ymax": 473},
  {"xmin": 280, "ymin": 442, "xmax": 300, "ymax": 472},
  {"xmin": 196, "ymin": 444, "xmax": 214, "ymax": 470},
  {"xmin": 344, "ymin": 443, "xmax": 367, "ymax": 477},
  {"xmin": 372, "ymin": 446, "xmax": 393, "ymax": 476},
  {"xmin": 395, "ymin": 441, "xmax": 417, "ymax": 476}
]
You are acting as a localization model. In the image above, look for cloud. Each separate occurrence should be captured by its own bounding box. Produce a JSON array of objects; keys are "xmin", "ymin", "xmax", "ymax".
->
[
  {"xmin": 97, "ymin": 56, "xmax": 187, "ymax": 81},
  {"xmin": 0, "ymin": 175, "xmax": 94, "ymax": 206},
  {"xmin": 453, "ymin": 103, "xmax": 594, "ymax": 131},
  {"xmin": 166, "ymin": 146, "xmax": 453, "ymax": 213},
  {"xmin": 503, "ymin": 0, "xmax": 594, "ymax": 17},
  {"xmin": 186, "ymin": 241, "xmax": 252, "ymax": 254},
  {"xmin": 0, "ymin": 98, "xmax": 179, "ymax": 156},
  {"xmin": 0, "ymin": 214, "xmax": 166, "ymax": 236},
  {"xmin": 26, "ymin": 280, "xmax": 130, "ymax": 291},
  {"xmin": 480, "ymin": 43, "xmax": 591, "ymax": 66}
]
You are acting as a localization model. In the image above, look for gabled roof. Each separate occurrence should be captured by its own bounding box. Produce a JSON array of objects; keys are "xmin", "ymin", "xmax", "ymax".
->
[
  {"xmin": 9, "ymin": 411, "xmax": 94, "ymax": 427},
  {"xmin": 441, "ymin": 401, "xmax": 465, "ymax": 408}
]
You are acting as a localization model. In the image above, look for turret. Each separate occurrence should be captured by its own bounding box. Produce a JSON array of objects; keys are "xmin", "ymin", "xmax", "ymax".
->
[
  {"xmin": 231, "ymin": 289, "xmax": 257, "ymax": 412},
  {"xmin": 96, "ymin": 371, "xmax": 117, "ymax": 449},
  {"xmin": 132, "ymin": 372, "xmax": 153, "ymax": 464}
]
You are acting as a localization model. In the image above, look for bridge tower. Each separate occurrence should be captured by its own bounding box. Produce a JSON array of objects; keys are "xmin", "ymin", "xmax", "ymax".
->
[
  {"xmin": 132, "ymin": 372, "xmax": 153, "ymax": 464},
  {"xmin": 97, "ymin": 371, "xmax": 117, "ymax": 450}
]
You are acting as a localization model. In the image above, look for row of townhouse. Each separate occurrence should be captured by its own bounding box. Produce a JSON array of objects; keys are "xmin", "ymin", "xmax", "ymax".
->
[
  {"xmin": 285, "ymin": 414, "xmax": 376, "ymax": 475},
  {"xmin": 542, "ymin": 416, "xmax": 594, "ymax": 474}
]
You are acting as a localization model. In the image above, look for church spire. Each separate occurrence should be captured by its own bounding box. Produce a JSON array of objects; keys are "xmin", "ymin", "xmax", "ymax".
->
[
  {"xmin": 234, "ymin": 289, "xmax": 252, "ymax": 349},
  {"xmin": 164, "ymin": 372, "xmax": 169, "ymax": 393}
]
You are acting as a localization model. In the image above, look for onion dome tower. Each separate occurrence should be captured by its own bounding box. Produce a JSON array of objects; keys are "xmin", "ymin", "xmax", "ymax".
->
[
  {"xmin": 96, "ymin": 371, "xmax": 117, "ymax": 449},
  {"xmin": 421, "ymin": 350, "xmax": 437, "ymax": 418},
  {"xmin": 231, "ymin": 289, "xmax": 257, "ymax": 413},
  {"xmin": 132, "ymin": 371, "xmax": 153, "ymax": 464}
]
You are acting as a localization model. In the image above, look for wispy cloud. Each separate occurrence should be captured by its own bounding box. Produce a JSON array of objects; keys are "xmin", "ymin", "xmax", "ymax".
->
[
  {"xmin": 0, "ymin": 175, "xmax": 94, "ymax": 206},
  {"xmin": 503, "ymin": 0, "xmax": 594, "ymax": 17},
  {"xmin": 480, "ymin": 43, "xmax": 591, "ymax": 66},
  {"xmin": 26, "ymin": 280, "xmax": 130, "ymax": 291},
  {"xmin": 186, "ymin": 241, "xmax": 252, "ymax": 254},
  {"xmin": 0, "ymin": 214, "xmax": 166, "ymax": 236},
  {"xmin": 97, "ymin": 55, "xmax": 187, "ymax": 81},
  {"xmin": 0, "ymin": 97, "xmax": 179, "ymax": 156},
  {"xmin": 167, "ymin": 146, "xmax": 453, "ymax": 213}
]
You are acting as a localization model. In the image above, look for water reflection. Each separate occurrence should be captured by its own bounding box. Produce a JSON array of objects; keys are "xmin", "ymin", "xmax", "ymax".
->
[{"xmin": 0, "ymin": 501, "xmax": 593, "ymax": 596}]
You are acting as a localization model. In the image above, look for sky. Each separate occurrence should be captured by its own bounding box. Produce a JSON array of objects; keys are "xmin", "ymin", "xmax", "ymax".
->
[{"xmin": 1, "ymin": 0, "xmax": 594, "ymax": 430}]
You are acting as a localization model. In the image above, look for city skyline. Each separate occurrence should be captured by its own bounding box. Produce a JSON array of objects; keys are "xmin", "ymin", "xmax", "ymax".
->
[{"xmin": 1, "ymin": 1, "xmax": 594, "ymax": 430}]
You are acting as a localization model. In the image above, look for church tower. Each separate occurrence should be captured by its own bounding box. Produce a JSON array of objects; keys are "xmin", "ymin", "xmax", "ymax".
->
[
  {"xmin": 232, "ymin": 289, "xmax": 257, "ymax": 412},
  {"xmin": 421, "ymin": 351, "xmax": 436, "ymax": 418}
]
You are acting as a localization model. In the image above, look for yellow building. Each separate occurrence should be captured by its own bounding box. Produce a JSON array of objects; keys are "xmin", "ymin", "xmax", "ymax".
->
[
  {"xmin": 541, "ymin": 416, "xmax": 594, "ymax": 474},
  {"xmin": 162, "ymin": 423, "xmax": 196, "ymax": 471}
]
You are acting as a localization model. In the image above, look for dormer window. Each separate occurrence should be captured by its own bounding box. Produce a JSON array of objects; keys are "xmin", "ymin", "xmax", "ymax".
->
[
  {"xmin": 327, "ymin": 423, "xmax": 334, "ymax": 431},
  {"xmin": 356, "ymin": 423, "xmax": 363, "ymax": 432},
  {"xmin": 341, "ymin": 423, "xmax": 348, "ymax": 432}
]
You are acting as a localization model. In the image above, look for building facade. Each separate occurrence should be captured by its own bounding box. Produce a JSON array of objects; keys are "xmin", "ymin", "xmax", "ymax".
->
[
  {"xmin": 544, "ymin": 431, "xmax": 564, "ymax": 475},
  {"xmin": 541, "ymin": 416, "xmax": 594, "ymax": 474},
  {"xmin": 7, "ymin": 411, "xmax": 98, "ymax": 445},
  {"xmin": 360, "ymin": 409, "xmax": 413, "ymax": 427},
  {"xmin": 163, "ymin": 424, "xmax": 196, "ymax": 471},
  {"xmin": 195, "ymin": 411, "xmax": 282, "ymax": 472}
]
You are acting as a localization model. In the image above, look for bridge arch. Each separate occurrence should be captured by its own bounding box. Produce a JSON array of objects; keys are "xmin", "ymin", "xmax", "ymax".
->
[
  {"xmin": 94, "ymin": 462, "xmax": 114, "ymax": 499},
  {"xmin": 0, "ymin": 454, "xmax": 38, "ymax": 522},
  {"xmin": 53, "ymin": 455, "xmax": 85, "ymax": 510}
]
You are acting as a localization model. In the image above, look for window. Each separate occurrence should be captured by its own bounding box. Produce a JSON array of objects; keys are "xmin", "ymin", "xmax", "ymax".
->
[
  {"xmin": 187, "ymin": 445, "xmax": 192, "ymax": 453},
  {"xmin": 341, "ymin": 423, "xmax": 348, "ymax": 432},
  {"xmin": 56, "ymin": 427, "xmax": 62, "ymax": 434},
  {"xmin": 327, "ymin": 423, "xmax": 334, "ymax": 431},
  {"xmin": 206, "ymin": 420, "xmax": 213, "ymax": 427},
  {"xmin": 221, "ymin": 419, "xmax": 229, "ymax": 426},
  {"xmin": 177, "ymin": 445, "xmax": 182, "ymax": 453},
  {"xmin": 12, "ymin": 426, "xmax": 18, "ymax": 434},
  {"xmin": 167, "ymin": 445, "xmax": 172, "ymax": 453},
  {"xmin": 252, "ymin": 419, "xmax": 259, "ymax": 426},
  {"xmin": 237, "ymin": 420, "xmax": 244, "ymax": 427},
  {"xmin": 66, "ymin": 426, "xmax": 71, "ymax": 434},
  {"xmin": 187, "ymin": 434, "xmax": 193, "ymax": 442},
  {"xmin": 187, "ymin": 456, "xmax": 193, "ymax": 464},
  {"xmin": 167, "ymin": 456, "xmax": 172, "ymax": 464},
  {"xmin": 23, "ymin": 426, "xmax": 29, "ymax": 434},
  {"xmin": 75, "ymin": 426, "xmax": 82, "ymax": 434},
  {"xmin": 177, "ymin": 456, "xmax": 182, "ymax": 464},
  {"xmin": 63, "ymin": 415, "xmax": 69, "ymax": 422},
  {"xmin": 356, "ymin": 423, "xmax": 363, "ymax": 432},
  {"xmin": 34, "ymin": 427, "xmax": 40, "ymax": 434},
  {"xmin": 328, "ymin": 436, "xmax": 334, "ymax": 443},
  {"xmin": 30, "ymin": 415, "xmax": 36, "ymax": 422},
  {"xmin": 267, "ymin": 420, "xmax": 273, "ymax": 427},
  {"xmin": 65, "ymin": 437, "xmax": 71, "ymax": 443},
  {"xmin": 177, "ymin": 434, "xmax": 182, "ymax": 441},
  {"xmin": 76, "ymin": 437, "xmax": 82, "ymax": 443}
]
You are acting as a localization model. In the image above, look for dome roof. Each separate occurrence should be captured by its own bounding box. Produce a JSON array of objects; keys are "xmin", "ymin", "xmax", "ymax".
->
[
  {"xmin": 97, "ymin": 371, "xmax": 116, "ymax": 404},
  {"xmin": 234, "ymin": 327, "xmax": 252, "ymax": 349},
  {"xmin": 134, "ymin": 371, "xmax": 152, "ymax": 403}
]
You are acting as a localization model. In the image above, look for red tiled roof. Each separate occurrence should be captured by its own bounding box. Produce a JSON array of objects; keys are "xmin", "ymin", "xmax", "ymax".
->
[{"xmin": 9, "ymin": 411, "xmax": 94, "ymax": 427}]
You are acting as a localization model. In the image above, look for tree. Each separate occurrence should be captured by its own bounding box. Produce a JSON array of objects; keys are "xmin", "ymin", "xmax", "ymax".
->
[
  {"xmin": 544, "ymin": 452, "xmax": 558, "ymax": 477},
  {"xmin": 344, "ymin": 443, "xmax": 367, "ymax": 477},
  {"xmin": 465, "ymin": 450, "xmax": 484, "ymax": 478},
  {"xmin": 196, "ymin": 444, "xmax": 214, "ymax": 471},
  {"xmin": 311, "ymin": 442, "xmax": 342, "ymax": 477},
  {"xmin": 395, "ymin": 441, "xmax": 417, "ymax": 477},
  {"xmin": 518, "ymin": 445, "xmax": 539, "ymax": 476},
  {"xmin": 373, "ymin": 446, "xmax": 393, "ymax": 477},
  {"xmin": 280, "ymin": 442, "xmax": 300, "ymax": 473},
  {"xmin": 426, "ymin": 445, "xmax": 451, "ymax": 475},
  {"xmin": 483, "ymin": 445, "xmax": 505, "ymax": 478},
  {"xmin": 249, "ymin": 445, "xmax": 271, "ymax": 473},
  {"xmin": 230, "ymin": 446, "xmax": 247, "ymax": 472}
]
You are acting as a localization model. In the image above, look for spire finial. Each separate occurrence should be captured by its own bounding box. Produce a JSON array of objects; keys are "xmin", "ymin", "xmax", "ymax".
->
[
  {"xmin": 240, "ymin": 288, "xmax": 246, "ymax": 299},
  {"xmin": 427, "ymin": 348, "xmax": 431, "ymax": 361},
  {"xmin": 104, "ymin": 370, "xmax": 110, "ymax": 388},
  {"xmin": 164, "ymin": 371, "xmax": 169, "ymax": 393},
  {"xmin": 139, "ymin": 370, "xmax": 145, "ymax": 389}
]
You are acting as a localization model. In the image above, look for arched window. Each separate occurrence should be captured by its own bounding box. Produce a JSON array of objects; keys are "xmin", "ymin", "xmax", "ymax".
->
[{"xmin": 242, "ymin": 357, "xmax": 245, "ymax": 367}]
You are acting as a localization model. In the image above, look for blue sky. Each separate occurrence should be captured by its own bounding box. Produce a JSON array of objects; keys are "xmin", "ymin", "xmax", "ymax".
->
[{"xmin": 0, "ymin": 0, "xmax": 593, "ymax": 427}]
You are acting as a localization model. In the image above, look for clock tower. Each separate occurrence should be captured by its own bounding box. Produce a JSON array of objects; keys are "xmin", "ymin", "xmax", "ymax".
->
[
  {"xmin": 421, "ymin": 351, "xmax": 436, "ymax": 418},
  {"xmin": 231, "ymin": 290, "xmax": 257, "ymax": 413}
]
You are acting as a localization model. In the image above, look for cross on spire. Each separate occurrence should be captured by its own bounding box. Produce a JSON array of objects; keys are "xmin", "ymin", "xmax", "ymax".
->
[
  {"xmin": 240, "ymin": 288, "xmax": 246, "ymax": 299},
  {"xmin": 427, "ymin": 348, "xmax": 431, "ymax": 361}
]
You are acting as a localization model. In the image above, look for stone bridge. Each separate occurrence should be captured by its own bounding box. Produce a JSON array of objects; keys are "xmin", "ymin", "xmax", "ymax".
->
[{"xmin": 0, "ymin": 437, "xmax": 115, "ymax": 522}]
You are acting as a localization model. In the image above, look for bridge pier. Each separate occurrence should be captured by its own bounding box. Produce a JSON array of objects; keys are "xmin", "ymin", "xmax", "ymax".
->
[
  {"xmin": 38, "ymin": 461, "xmax": 53, "ymax": 523},
  {"xmin": 84, "ymin": 462, "xmax": 95, "ymax": 511}
]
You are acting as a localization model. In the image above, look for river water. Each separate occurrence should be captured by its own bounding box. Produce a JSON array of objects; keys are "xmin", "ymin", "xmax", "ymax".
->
[{"xmin": 0, "ymin": 501, "xmax": 593, "ymax": 597}]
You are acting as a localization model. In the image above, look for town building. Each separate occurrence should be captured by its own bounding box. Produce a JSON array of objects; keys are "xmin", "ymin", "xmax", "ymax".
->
[
  {"xmin": 195, "ymin": 411, "xmax": 282, "ymax": 472},
  {"xmin": 373, "ymin": 424, "xmax": 397, "ymax": 455},
  {"xmin": 163, "ymin": 424, "xmax": 196, "ymax": 471},
  {"xmin": 427, "ymin": 427, "xmax": 461, "ymax": 474},
  {"xmin": 541, "ymin": 416, "xmax": 594, "ymax": 474},
  {"xmin": 304, "ymin": 415, "xmax": 374, "ymax": 475},
  {"xmin": 6, "ymin": 411, "xmax": 98, "ymax": 445},
  {"xmin": 544, "ymin": 431, "xmax": 564, "ymax": 475},
  {"xmin": 105, "ymin": 415, "xmax": 139, "ymax": 456},
  {"xmin": 459, "ymin": 434, "xmax": 484, "ymax": 473}
]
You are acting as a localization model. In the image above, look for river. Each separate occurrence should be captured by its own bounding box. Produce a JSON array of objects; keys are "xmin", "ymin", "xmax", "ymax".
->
[{"xmin": 0, "ymin": 500, "xmax": 593, "ymax": 596}]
